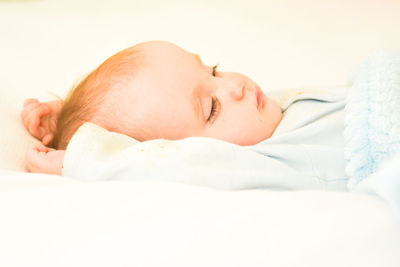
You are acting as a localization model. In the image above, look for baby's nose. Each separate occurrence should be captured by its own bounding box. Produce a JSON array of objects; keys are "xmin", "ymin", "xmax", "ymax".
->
[{"xmin": 228, "ymin": 82, "xmax": 245, "ymax": 101}]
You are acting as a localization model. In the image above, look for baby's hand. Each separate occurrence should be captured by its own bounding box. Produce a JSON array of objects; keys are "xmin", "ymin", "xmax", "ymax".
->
[
  {"xmin": 26, "ymin": 144, "xmax": 65, "ymax": 175},
  {"xmin": 21, "ymin": 99, "xmax": 62, "ymax": 146}
]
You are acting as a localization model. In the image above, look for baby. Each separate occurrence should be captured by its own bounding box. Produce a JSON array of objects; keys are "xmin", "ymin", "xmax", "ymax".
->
[
  {"xmin": 21, "ymin": 45, "xmax": 400, "ymax": 215},
  {"xmin": 22, "ymin": 40, "xmax": 283, "ymax": 175}
]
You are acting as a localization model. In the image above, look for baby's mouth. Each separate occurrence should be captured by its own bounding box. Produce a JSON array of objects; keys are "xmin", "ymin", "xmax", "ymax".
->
[{"xmin": 255, "ymin": 86, "xmax": 265, "ymax": 111}]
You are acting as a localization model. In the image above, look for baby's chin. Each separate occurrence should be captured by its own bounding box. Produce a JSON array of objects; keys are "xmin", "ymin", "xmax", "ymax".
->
[{"xmin": 230, "ymin": 131, "xmax": 272, "ymax": 146}]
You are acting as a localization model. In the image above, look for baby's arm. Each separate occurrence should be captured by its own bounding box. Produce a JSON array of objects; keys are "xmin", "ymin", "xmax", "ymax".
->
[
  {"xmin": 25, "ymin": 144, "xmax": 65, "ymax": 175},
  {"xmin": 21, "ymin": 99, "xmax": 63, "ymax": 146}
]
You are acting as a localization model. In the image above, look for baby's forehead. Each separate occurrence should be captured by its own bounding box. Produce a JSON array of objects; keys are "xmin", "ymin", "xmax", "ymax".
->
[
  {"xmin": 107, "ymin": 41, "xmax": 195, "ymax": 71},
  {"xmin": 100, "ymin": 41, "xmax": 199, "ymax": 100},
  {"xmin": 136, "ymin": 41, "xmax": 198, "ymax": 64}
]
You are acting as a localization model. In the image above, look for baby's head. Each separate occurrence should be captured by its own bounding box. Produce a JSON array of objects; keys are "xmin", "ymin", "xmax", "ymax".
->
[{"xmin": 53, "ymin": 41, "xmax": 282, "ymax": 149}]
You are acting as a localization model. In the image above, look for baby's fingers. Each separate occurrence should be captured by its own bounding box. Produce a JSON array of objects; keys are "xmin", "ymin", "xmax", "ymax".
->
[
  {"xmin": 22, "ymin": 101, "xmax": 50, "ymax": 124},
  {"xmin": 23, "ymin": 98, "xmax": 38, "ymax": 108},
  {"xmin": 21, "ymin": 101, "xmax": 38, "ymax": 122},
  {"xmin": 25, "ymin": 146, "xmax": 64, "ymax": 175},
  {"xmin": 25, "ymin": 145, "xmax": 56, "ymax": 172},
  {"xmin": 25, "ymin": 147, "xmax": 45, "ymax": 173},
  {"xmin": 34, "ymin": 143, "xmax": 54, "ymax": 153},
  {"xmin": 21, "ymin": 99, "xmax": 42, "ymax": 121},
  {"xmin": 23, "ymin": 104, "xmax": 51, "ymax": 137},
  {"xmin": 42, "ymin": 133, "xmax": 54, "ymax": 146}
]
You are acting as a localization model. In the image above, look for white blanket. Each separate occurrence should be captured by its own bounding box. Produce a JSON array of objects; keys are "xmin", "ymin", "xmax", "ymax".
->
[{"xmin": 1, "ymin": 179, "xmax": 400, "ymax": 267}]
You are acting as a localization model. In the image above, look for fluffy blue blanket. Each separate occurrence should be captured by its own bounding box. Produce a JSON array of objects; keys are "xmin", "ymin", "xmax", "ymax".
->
[{"xmin": 344, "ymin": 50, "xmax": 400, "ymax": 218}]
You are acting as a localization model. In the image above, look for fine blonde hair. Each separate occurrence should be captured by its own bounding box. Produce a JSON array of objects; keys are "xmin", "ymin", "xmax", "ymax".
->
[{"xmin": 52, "ymin": 47, "xmax": 143, "ymax": 149}]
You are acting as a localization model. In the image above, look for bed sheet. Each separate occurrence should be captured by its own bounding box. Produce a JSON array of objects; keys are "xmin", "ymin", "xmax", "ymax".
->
[{"xmin": 0, "ymin": 177, "xmax": 399, "ymax": 267}]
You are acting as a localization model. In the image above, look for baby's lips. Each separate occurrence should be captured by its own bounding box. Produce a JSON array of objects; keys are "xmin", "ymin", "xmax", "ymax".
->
[{"xmin": 255, "ymin": 86, "xmax": 265, "ymax": 110}]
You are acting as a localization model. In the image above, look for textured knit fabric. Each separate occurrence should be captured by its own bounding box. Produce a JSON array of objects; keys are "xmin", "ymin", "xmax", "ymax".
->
[
  {"xmin": 344, "ymin": 50, "xmax": 400, "ymax": 190},
  {"xmin": 343, "ymin": 50, "xmax": 400, "ymax": 219}
]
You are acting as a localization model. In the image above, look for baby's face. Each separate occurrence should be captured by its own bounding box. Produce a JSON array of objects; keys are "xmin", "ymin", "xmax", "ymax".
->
[{"xmin": 111, "ymin": 41, "xmax": 282, "ymax": 145}]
